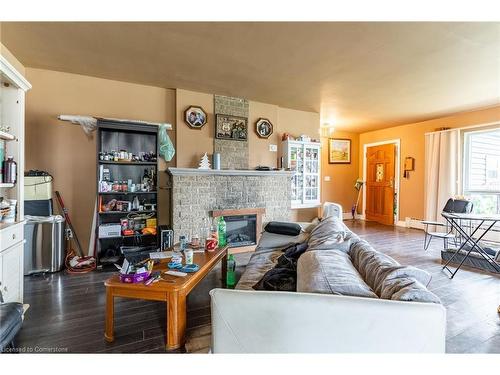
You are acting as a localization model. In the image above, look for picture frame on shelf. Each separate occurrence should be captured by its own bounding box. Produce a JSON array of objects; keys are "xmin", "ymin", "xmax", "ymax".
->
[
  {"xmin": 328, "ymin": 138, "xmax": 351, "ymax": 164},
  {"xmin": 215, "ymin": 114, "xmax": 248, "ymax": 141},
  {"xmin": 184, "ymin": 106, "xmax": 207, "ymax": 129},
  {"xmin": 255, "ymin": 118, "xmax": 273, "ymax": 139}
]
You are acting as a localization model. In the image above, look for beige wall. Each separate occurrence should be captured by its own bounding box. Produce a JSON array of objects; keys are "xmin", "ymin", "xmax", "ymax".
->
[
  {"xmin": 359, "ymin": 105, "xmax": 500, "ymax": 221},
  {"xmin": 175, "ymin": 89, "xmax": 329, "ymax": 221},
  {"xmin": 0, "ymin": 42, "xmax": 26, "ymax": 76},
  {"xmin": 25, "ymin": 68, "xmax": 175, "ymax": 255}
]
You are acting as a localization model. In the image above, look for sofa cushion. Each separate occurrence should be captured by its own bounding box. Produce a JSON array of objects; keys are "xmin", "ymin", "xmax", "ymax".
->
[
  {"xmin": 264, "ymin": 221, "xmax": 302, "ymax": 236},
  {"xmin": 307, "ymin": 216, "xmax": 349, "ymax": 251},
  {"xmin": 349, "ymin": 238, "xmax": 436, "ymax": 302},
  {"xmin": 235, "ymin": 250, "xmax": 283, "ymax": 290},
  {"xmin": 256, "ymin": 231, "xmax": 309, "ymax": 252},
  {"xmin": 297, "ymin": 250, "xmax": 378, "ymax": 298},
  {"xmin": 387, "ymin": 278, "xmax": 441, "ymax": 304}
]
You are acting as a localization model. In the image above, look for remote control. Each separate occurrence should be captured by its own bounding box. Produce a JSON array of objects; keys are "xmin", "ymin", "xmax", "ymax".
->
[{"xmin": 164, "ymin": 270, "xmax": 187, "ymax": 277}]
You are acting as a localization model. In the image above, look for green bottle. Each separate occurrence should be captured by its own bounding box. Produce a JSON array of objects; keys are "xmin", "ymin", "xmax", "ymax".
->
[
  {"xmin": 226, "ymin": 254, "xmax": 236, "ymax": 287},
  {"xmin": 218, "ymin": 216, "xmax": 227, "ymax": 247}
]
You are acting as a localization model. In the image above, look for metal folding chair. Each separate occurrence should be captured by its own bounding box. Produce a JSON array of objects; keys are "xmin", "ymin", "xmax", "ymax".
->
[{"xmin": 422, "ymin": 198, "xmax": 473, "ymax": 251}]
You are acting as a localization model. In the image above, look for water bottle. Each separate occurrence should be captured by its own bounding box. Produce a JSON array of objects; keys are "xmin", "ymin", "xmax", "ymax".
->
[
  {"xmin": 226, "ymin": 254, "xmax": 236, "ymax": 287},
  {"xmin": 218, "ymin": 216, "xmax": 227, "ymax": 247},
  {"xmin": 2, "ymin": 156, "xmax": 17, "ymax": 184}
]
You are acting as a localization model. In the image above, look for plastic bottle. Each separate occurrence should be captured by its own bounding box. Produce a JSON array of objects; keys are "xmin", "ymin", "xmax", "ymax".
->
[
  {"xmin": 226, "ymin": 254, "xmax": 236, "ymax": 287},
  {"xmin": 218, "ymin": 216, "xmax": 227, "ymax": 247},
  {"xmin": 2, "ymin": 156, "xmax": 17, "ymax": 184}
]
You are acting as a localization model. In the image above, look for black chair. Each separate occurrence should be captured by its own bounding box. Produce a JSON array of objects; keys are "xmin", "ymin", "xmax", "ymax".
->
[
  {"xmin": 0, "ymin": 289, "xmax": 24, "ymax": 353},
  {"xmin": 422, "ymin": 198, "xmax": 473, "ymax": 251}
]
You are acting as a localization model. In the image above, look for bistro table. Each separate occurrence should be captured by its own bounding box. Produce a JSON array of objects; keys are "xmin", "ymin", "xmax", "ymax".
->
[{"xmin": 441, "ymin": 212, "xmax": 500, "ymax": 279}]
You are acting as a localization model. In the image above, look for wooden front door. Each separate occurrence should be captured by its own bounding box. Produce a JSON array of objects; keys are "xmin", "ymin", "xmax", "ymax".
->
[{"xmin": 365, "ymin": 143, "xmax": 396, "ymax": 225}]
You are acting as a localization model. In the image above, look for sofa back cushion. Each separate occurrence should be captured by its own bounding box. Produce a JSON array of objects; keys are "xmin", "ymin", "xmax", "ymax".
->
[
  {"xmin": 349, "ymin": 239, "xmax": 439, "ymax": 303},
  {"xmin": 297, "ymin": 250, "xmax": 378, "ymax": 298},
  {"xmin": 307, "ymin": 216, "xmax": 349, "ymax": 252}
]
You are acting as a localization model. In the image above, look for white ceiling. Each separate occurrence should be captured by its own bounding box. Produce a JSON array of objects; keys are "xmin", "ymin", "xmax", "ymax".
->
[{"xmin": 1, "ymin": 22, "xmax": 499, "ymax": 132}]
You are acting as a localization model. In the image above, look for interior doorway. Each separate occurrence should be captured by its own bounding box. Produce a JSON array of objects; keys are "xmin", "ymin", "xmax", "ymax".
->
[{"xmin": 362, "ymin": 139, "xmax": 400, "ymax": 226}]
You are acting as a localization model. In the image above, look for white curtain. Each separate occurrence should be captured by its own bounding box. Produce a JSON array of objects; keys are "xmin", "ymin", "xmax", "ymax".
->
[{"xmin": 424, "ymin": 129, "xmax": 461, "ymax": 222}]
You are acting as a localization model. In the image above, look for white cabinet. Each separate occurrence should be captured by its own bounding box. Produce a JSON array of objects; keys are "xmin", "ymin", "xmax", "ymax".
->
[
  {"xmin": 0, "ymin": 222, "xmax": 24, "ymax": 303},
  {"xmin": 1, "ymin": 54, "xmax": 31, "ymax": 303},
  {"xmin": 281, "ymin": 140, "xmax": 321, "ymax": 208}
]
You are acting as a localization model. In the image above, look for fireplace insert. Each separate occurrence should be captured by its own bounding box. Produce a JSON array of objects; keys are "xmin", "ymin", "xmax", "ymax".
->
[{"xmin": 224, "ymin": 214, "xmax": 257, "ymax": 248}]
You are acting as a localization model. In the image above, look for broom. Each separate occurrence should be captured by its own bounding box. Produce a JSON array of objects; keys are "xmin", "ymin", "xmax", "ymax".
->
[{"xmin": 351, "ymin": 179, "xmax": 364, "ymax": 220}]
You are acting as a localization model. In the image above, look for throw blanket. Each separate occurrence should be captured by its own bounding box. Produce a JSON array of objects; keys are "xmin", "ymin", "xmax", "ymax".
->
[{"xmin": 253, "ymin": 242, "xmax": 308, "ymax": 291}]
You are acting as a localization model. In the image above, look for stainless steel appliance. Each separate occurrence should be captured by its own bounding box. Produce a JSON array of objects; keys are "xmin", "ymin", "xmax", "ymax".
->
[{"xmin": 24, "ymin": 216, "xmax": 65, "ymax": 275}]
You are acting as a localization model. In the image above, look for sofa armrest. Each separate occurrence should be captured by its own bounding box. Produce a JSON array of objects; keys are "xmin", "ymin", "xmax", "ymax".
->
[{"xmin": 210, "ymin": 289, "xmax": 446, "ymax": 353}]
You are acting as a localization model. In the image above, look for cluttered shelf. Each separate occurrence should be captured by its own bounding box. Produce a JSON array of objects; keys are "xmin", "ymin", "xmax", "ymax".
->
[
  {"xmin": 99, "ymin": 233, "xmax": 156, "ymax": 240},
  {"xmin": 99, "ymin": 160, "xmax": 157, "ymax": 166},
  {"xmin": 99, "ymin": 210, "xmax": 156, "ymax": 215},
  {"xmin": 98, "ymin": 191, "xmax": 157, "ymax": 195}
]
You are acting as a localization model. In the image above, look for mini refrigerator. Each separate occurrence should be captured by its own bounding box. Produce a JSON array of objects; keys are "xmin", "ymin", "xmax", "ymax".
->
[{"xmin": 24, "ymin": 216, "xmax": 66, "ymax": 275}]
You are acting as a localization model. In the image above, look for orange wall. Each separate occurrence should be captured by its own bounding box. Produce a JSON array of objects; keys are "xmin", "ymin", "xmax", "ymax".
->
[
  {"xmin": 25, "ymin": 68, "xmax": 175, "ymax": 254},
  {"xmin": 359, "ymin": 105, "xmax": 500, "ymax": 221},
  {"xmin": 321, "ymin": 130, "xmax": 360, "ymax": 216}
]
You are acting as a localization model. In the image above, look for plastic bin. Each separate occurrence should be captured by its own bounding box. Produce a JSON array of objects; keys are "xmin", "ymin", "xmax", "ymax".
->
[{"xmin": 24, "ymin": 215, "xmax": 66, "ymax": 275}]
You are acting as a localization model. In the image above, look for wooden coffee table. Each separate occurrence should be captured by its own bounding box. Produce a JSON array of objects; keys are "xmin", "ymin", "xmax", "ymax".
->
[{"xmin": 104, "ymin": 246, "xmax": 228, "ymax": 350}]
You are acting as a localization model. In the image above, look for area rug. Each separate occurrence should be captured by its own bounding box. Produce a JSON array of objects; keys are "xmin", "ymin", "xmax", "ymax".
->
[{"xmin": 184, "ymin": 324, "xmax": 211, "ymax": 353}]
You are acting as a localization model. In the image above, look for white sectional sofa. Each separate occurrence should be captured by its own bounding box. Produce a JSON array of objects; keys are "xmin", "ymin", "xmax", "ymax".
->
[{"xmin": 210, "ymin": 218, "xmax": 446, "ymax": 353}]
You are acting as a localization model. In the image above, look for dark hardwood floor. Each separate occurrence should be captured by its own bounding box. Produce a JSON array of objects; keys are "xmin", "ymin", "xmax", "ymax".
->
[{"xmin": 15, "ymin": 220, "xmax": 500, "ymax": 353}]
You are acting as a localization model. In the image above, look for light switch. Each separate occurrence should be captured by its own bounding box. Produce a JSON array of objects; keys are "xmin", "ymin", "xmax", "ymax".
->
[
  {"xmin": 269, "ymin": 144, "xmax": 278, "ymax": 152},
  {"xmin": 324, "ymin": 176, "xmax": 331, "ymax": 182}
]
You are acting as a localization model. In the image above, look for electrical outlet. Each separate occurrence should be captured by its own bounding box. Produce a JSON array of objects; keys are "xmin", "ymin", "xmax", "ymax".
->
[
  {"xmin": 324, "ymin": 176, "xmax": 331, "ymax": 182},
  {"xmin": 269, "ymin": 144, "xmax": 277, "ymax": 152}
]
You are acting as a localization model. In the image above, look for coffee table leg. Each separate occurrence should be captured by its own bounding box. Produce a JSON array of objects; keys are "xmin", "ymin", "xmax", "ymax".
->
[
  {"xmin": 167, "ymin": 291, "xmax": 186, "ymax": 350},
  {"xmin": 104, "ymin": 287, "xmax": 114, "ymax": 342},
  {"xmin": 221, "ymin": 252, "xmax": 228, "ymax": 287}
]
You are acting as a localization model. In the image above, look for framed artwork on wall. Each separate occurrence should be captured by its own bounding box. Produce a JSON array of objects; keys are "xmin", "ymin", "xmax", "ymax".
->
[
  {"xmin": 255, "ymin": 118, "xmax": 273, "ymax": 139},
  {"xmin": 215, "ymin": 114, "xmax": 248, "ymax": 141},
  {"xmin": 328, "ymin": 138, "xmax": 351, "ymax": 164},
  {"xmin": 184, "ymin": 106, "xmax": 207, "ymax": 129}
]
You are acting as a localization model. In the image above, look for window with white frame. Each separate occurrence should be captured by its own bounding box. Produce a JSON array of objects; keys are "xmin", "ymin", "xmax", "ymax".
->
[{"xmin": 463, "ymin": 127, "xmax": 500, "ymax": 214}]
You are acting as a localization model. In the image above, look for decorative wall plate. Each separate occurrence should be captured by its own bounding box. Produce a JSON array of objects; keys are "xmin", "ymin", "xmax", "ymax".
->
[{"xmin": 255, "ymin": 118, "xmax": 273, "ymax": 139}]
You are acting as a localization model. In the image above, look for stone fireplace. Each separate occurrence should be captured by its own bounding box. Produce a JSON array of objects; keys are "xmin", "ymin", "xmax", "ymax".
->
[{"xmin": 167, "ymin": 168, "xmax": 293, "ymax": 248}]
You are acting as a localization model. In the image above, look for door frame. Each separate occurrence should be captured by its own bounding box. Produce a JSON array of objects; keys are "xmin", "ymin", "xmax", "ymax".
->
[{"xmin": 361, "ymin": 139, "xmax": 401, "ymax": 225}]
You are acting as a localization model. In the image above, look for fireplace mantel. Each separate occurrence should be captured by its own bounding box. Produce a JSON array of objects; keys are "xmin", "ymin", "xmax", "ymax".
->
[{"xmin": 167, "ymin": 167, "xmax": 293, "ymax": 177}]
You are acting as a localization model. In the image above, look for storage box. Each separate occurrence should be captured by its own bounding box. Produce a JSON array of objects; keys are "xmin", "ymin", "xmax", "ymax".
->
[
  {"xmin": 25, "ymin": 176, "xmax": 53, "ymax": 200},
  {"xmin": 98, "ymin": 223, "xmax": 122, "ymax": 238}
]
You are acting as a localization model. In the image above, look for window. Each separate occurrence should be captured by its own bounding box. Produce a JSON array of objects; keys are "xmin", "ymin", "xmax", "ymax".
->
[{"xmin": 463, "ymin": 128, "xmax": 500, "ymax": 214}]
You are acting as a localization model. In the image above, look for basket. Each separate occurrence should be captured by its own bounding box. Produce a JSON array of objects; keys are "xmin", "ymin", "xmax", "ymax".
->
[{"xmin": 119, "ymin": 270, "xmax": 151, "ymax": 283}]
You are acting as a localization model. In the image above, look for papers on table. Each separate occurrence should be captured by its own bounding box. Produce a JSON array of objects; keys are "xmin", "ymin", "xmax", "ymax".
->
[{"xmin": 149, "ymin": 251, "xmax": 173, "ymax": 260}]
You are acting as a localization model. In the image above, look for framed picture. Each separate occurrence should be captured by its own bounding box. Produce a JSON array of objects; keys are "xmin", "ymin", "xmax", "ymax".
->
[
  {"xmin": 215, "ymin": 114, "xmax": 248, "ymax": 141},
  {"xmin": 255, "ymin": 118, "xmax": 273, "ymax": 139},
  {"xmin": 328, "ymin": 138, "xmax": 351, "ymax": 164},
  {"xmin": 184, "ymin": 106, "xmax": 207, "ymax": 129}
]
